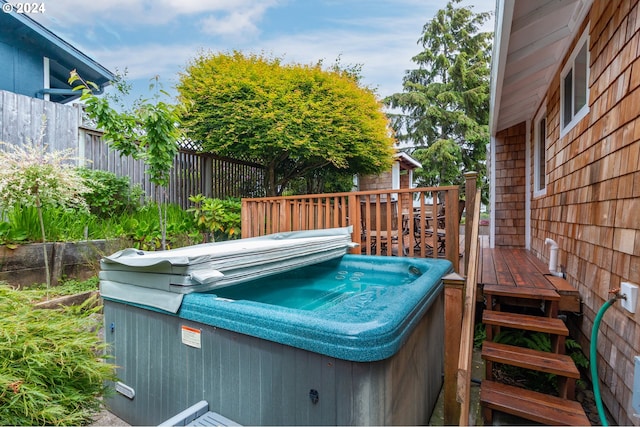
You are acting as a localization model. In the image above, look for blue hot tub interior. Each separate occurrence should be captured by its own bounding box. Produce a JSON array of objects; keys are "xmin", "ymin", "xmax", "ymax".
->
[
  {"xmin": 212, "ymin": 257, "xmax": 422, "ymax": 311},
  {"xmin": 178, "ymin": 254, "xmax": 452, "ymax": 362}
]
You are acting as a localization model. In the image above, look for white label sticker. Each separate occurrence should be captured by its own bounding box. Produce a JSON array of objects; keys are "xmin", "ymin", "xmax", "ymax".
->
[{"xmin": 181, "ymin": 325, "xmax": 201, "ymax": 348}]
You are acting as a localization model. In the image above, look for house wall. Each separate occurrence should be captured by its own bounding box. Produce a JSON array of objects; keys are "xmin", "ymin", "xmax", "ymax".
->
[
  {"xmin": 492, "ymin": 122, "xmax": 527, "ymax": 247},
  {"xmin": 494, "ymin": 1, "xmax": 640, "ymax": 424},
  {"xmin": 360, "ymin": 170, "xmax": 393, "ymax": 191},
  {"xmin": 359, "ymin": 164, "xmax": 413, "ymax": 193},
  {"xmin": 360, "ymin": 165, "xmax": 414, "ymax": 214},
  {"xmin": 0, "ymin": 38, "xmax": 43, "ymax": 98}
]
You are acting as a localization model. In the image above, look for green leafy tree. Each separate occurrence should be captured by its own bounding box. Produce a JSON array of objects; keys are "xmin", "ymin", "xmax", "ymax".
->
[
  {"xmin": 385, "ymin": 0, "xmax": 492, "ymax": 199},
  {"xmin": 69, "ymin": 72, "xmax": 181, "ymax": 249},
  {"xmin": 177, "ymin": 51, "xmax": 395, "ymax": 196}
]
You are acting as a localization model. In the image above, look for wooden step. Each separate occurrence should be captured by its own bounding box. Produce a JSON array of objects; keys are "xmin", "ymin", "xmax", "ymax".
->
[
  {"xmin": 483, "ymin": 310, "xmax": 569, "ymax": 335},
  {"xmin": 480, "ymin": 380, "xmax": 590, "ymax": 426},
  {"xmin": 545, "ymin": 275, "xmax": 581, "ymax": 312},
  {"xmin": 483, "ymin": 284, "xmax": 560, "ymax": 301},
  {"xmin": 483, "ymin": 310, "xmax": 569, "ymax": 353},
  {"xmin": 483, "ymin": 284, "xmax": 560, "ymax": 317},
  {"xmin": 481, "ymin": 341, "xmax": 580, "ymax": 378}
]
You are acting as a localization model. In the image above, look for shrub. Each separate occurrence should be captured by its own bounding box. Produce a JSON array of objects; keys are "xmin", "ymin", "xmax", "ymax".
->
[
  {"xmin": 188, "ymin": 195, "xmax": 241, "ymax": 242},
  {"xmin": 114, "ymin": 202, "xmax": 200, "ymax": 250},
  {"xmin": 0, "ymin": 285, "xmax": 116, "ymax": 425},
  {"xmin": 77, "ymin": 168, "xmax": 143, "ymax": 218}
]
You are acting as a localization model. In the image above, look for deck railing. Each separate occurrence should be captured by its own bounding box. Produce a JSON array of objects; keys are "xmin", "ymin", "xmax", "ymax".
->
[
  {"xmin": 242, "ymin": 183, "xmax": 469, "ymax": 272},
  {"xmin": 442, "ymin": 177, "xmax": 481, "ymax": 425}
]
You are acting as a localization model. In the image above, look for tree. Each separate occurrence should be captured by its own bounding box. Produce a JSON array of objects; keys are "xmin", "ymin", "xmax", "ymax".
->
[
  {"xmin": 385, "ymin": 0, "xmax": 492, "ymax": 198},
  {"xmin": 0, "ymin": 132, "xmax": 90, "ymax": 288},
  {"xmin": 69, "ymin": 72, "xmax": 180, "ymax": 250},
  {"xmin": 177, "ymin": 51, "xmax": 395, "ymax": 196}
]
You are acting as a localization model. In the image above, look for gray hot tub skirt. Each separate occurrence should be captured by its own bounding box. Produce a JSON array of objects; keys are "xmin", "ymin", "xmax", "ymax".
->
[{"xmin": 100, "ymin": 227, "xmax": 356, "ymax": 313}]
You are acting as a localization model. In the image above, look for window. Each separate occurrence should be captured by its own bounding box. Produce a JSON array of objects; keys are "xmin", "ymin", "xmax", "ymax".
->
[
  {"xmin": 561, "ymin": 30, "xmax": 589, "ymax": 134},
  {"xmin": 534, "ymin": 113, "xmax": 546, "ymax": 195}
]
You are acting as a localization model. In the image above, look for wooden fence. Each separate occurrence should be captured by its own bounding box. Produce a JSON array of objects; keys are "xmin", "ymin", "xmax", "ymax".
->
[
  {"xmin": 0, "ymin": 90, "xmax": 265, "ymax": 208},
  {"xmin": 0, "ymin": 89, "xmax": 81, "ymax": 152}
]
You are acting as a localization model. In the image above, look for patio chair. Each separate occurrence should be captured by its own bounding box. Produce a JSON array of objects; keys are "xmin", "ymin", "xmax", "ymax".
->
[
  {"xmin": 360, "ymin": 199, "xmax": 399, "ymax": 255},
  {"xmin": 433, "ymin": 199, "xmax": 466, "ymax": 254},
  {"xmin": 408, "ymin": 200, "xmax": 465, "ymax": 257}
]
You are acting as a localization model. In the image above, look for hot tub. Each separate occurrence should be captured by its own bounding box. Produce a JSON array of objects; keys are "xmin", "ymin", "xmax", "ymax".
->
[{"xmin": 102, "ymin": 253, "xmax": 452, "ymax": 426}]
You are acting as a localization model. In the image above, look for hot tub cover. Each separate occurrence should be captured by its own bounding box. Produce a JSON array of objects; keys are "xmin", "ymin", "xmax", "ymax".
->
[{"xmin": 100, "ymin": 227, "xmax": 356, "ymax": 312}]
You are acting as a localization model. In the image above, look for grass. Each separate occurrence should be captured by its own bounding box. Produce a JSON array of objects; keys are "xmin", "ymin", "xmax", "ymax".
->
[{"xmin": 16, "ymin": 276, "xmax": 100, "ymax": 303}]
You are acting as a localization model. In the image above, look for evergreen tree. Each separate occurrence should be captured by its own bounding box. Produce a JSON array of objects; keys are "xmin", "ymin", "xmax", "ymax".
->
[{"xmin": 385, "ymin": 0, "xmax": 492, "ymax": 198}]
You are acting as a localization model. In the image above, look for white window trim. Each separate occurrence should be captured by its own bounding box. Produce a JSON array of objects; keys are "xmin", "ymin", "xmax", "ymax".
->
[
  {"xmin": 533, "ymin": 107, "xmax": 547, "ymax": 198},
  {"xmin": 560, "ymin": 28, "xmax": 590, "ymax": 137}
]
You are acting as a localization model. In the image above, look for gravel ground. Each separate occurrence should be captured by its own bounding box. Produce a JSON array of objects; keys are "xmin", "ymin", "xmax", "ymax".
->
[{"xmin": 90, "ymin": 409, "xmax": 130, "ymax": 426}]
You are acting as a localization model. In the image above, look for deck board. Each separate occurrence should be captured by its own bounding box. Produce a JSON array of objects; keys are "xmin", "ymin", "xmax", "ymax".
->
[
  {"xmin": 479, "ymin": 247, "xmax": 581, "ymax": 312},
  {"xmin": 480, "ymin": 248, "xmax": 554, "ymax": 290}
]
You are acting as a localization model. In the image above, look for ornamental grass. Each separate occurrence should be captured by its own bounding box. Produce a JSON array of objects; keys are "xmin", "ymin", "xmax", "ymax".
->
[{"xmin": 0, "ymin": 285, "xmax": 116, "ymax": 425}]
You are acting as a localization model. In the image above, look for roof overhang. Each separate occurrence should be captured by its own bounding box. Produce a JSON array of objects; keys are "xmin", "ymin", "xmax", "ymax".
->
[
  {"xmin": 394, "ymin": 151, "xmax": 422, "ymax": 169},
  {"xmin": 0, "ymin": 0, "xmax": 114, "ymax": 103},
  {"xmin": 490, "ymin": 0, "xmax": 593, "ymax": 135}
]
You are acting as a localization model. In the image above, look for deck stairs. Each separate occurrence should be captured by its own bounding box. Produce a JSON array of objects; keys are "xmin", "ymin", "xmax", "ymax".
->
[{"xmin": 479, "ymin": 285, "xmax": 590, "ymax": 425}]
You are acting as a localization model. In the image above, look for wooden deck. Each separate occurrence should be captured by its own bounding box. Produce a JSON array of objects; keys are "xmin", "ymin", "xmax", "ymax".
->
[{"xmin": 477, "ymin": 246, "xmax": 588, "ymax": 425}]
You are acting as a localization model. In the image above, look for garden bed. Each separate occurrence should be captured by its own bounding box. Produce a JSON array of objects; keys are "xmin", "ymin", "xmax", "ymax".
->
[{"xmin": 0, "ymin": 239, "xmax": 123, "ymax": 287}]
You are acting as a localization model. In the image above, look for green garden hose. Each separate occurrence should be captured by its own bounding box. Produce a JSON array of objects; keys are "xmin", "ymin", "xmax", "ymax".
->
[{"xmin": 590, "ymin": 296, "xmax": 618, "ymax": 426}]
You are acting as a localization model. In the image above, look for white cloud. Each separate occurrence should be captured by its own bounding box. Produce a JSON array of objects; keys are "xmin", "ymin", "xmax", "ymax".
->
[
  {"xmin": 34, "ymin": 0, "xmax": 496, "ymax": 105},
  {"xmin": 198, "ymin": 2, "xmax": 275, "ymax": 37},
  {"xmin": 34, "ymin": 0, "xmax": 282, "ymax": 28}
]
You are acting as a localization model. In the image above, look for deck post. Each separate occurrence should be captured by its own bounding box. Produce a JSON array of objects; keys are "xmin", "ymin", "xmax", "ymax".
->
[
  {"xmin": 464, "ymin": 172, "xmax": 478, "ymax": 275},
  {"xmin": 443, "ymin": 272, "xmax": 465, "ymax": 425}
]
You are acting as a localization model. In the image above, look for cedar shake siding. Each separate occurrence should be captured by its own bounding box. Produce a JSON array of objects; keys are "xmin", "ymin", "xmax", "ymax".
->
[
  {"xmin": 492, "ymin": 1, "xmax": 640, "ymax": 424},
  {"xmin": 494, "ymin": 122, "xmax": 527, "ymax": 248}
]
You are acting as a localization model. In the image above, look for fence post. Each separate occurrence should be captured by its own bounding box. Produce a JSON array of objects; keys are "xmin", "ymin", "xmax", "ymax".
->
[
  {"xmin": 443, "ymin": 272, "xmax": 465, "ymax": 425},
  {"xmin": 241, "ymin": 199, "xmax": 249, "ymax": 238},
  {"xmin": 464, "ymin": 172, "xmax": 478, "ymax": 275},
  {"xmin": 75, "ymin": 104, "xmax": 86, "ymax": 167}
]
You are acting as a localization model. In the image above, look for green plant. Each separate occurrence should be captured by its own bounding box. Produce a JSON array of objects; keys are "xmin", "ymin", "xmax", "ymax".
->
[
  {"xmin": 0, "ymin": 222, "xmax": 28, "ymax": 248},
  {"xmin": 0, "ymin": 285, "xmax": 116, "ymax": 425},
  {"xmin": 18, "ymin": 277, "xmax": 100, "ymax": 302},
  {"xmin": 69, "ymin": 71, "xmax": 181, "ymax": 250},
  {"xmin": 0, "ymin": 138, "xmax": 90, "ymax": 287},
  {"xmin": 77, "ymin": 168, "xmax": 143, "ymax": 218},
  {"xmin": 473, "ymin": 322, "xmax": 486, "ymax": 349},
  {"xmin": 188, "ymin": 195, "xmax": 241, "ymax": 242},
  {"xmin": 566, "ymin": 338, "xmax": 589, "ymax": 370},
  {"xmin": 113, "ymin": 202, "xmax": 199, "ymax": 250},
  {"xmin": 2, "ymin": 205, "xmax": 100, "ymax": 243},
  {"xmin": 492, "ymin": 329, "xmax": 589, "ymax": 395}
]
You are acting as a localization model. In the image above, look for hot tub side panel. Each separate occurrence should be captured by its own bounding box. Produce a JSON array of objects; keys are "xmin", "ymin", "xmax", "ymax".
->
[
  {"xmin": 343, "ymin": 292, "xmax": 444, "ymax": 426},
  {"xmin": 103, "ymin": 294, "xmax": 444, "ymax": 426}
]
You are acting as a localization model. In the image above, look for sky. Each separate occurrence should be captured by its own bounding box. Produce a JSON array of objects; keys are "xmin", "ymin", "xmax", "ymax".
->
[{"xmin": 30, "ymin": 0, "xmax": 495, "ymax": 106}]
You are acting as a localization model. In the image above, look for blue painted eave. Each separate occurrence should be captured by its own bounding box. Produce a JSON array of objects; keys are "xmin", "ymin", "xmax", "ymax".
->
[{"xmin": 0, "ymin": 0, "xmax": 114, "ymax": 103}]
